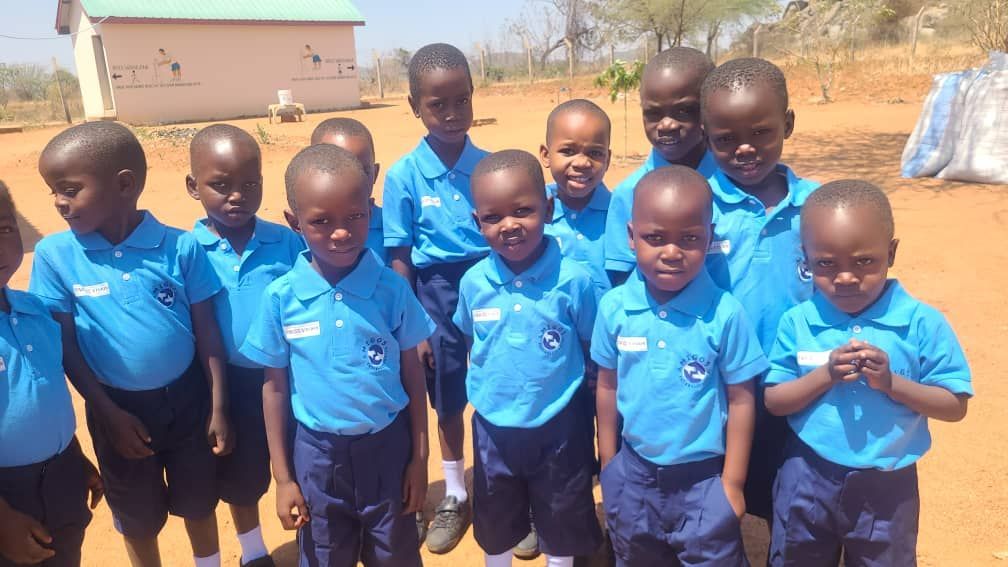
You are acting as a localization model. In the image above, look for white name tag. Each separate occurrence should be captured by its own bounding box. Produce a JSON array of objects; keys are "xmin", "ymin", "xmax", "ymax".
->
[
  {"xmin": 707, "ymin": 239, "xmax": 731, "ymax": 255},
  {"xmin": 797, "ymin": 351, "xmax": 830, "ymax": 367},
  {"xmin": 284, "ymin": 321, "xmax": 321, "ymax": 339},
  {"xmin": 617, "ymin": 336, "xmax": 648, "ymax": 352},
  {"xmin": 73, "ymin": 283, "xmax": 110, "ymax": 297},
  {"xmin": 472, "ymin": 308, "xmax": 501, "ymax": 322},
  {"xmin": 0, "ymin": 356, "xmax": 5, "ymax": 372},
  {"xmin": 420, "ymin": 195, "xmax": 442, "ymax": 208}
]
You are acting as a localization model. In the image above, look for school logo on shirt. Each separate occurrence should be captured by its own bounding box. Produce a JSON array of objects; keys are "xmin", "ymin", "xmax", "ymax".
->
[
  {"xmin": 153, "ymin": 283, "xmax": 176, "ymax": 307},
  {"xmin": 539, "ymin": 325, "xmax": 564, "ymax": 353},
  {"xmin": 680, "ymin": 354, "xmax": 710, "ymax": 387},
  {"xmin": 797, "ymin": 259, "xmax": 814, "ymax": 282},
  {"xmin": 363, "ymin": 337, "xmax": 388, "ymax": 369}
]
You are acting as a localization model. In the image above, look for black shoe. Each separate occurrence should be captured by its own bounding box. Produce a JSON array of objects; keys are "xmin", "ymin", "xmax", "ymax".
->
[{"xmin": 241, "ymin": 556, "xmax": 276, "ymax": 567}]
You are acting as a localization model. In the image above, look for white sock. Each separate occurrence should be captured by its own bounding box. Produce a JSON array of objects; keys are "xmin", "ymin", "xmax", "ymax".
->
[
  {"xmin": 442, "ymin": 459, "xmax": 467, "ymax": 502},
  {"xmin": 236, "ymin": 525, "xmax": 269, "ymax": 562},
  {"xmin": 485, "ymin": 550, "xmax": 513, "ymax": 567},
  {"xmin": 193, "ymin": 552, "xmax": 221, "ymax": 567},
  {"xmin": 546, "ymin": 555, "xmax": 574, "ymax": 567}
]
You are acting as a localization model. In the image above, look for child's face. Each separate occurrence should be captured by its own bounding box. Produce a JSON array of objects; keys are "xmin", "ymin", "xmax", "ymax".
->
[
  {"xmin": 630, "ymin": 181, "xmax": 711, "ymax": 301},
  {"xmin": 472, "ymin": 168, "xmax": 553, "ymax": 274},
  {"xmin": 409, "ymin": 67, "xmax": 473, "ymax": 146},
  {"xmin": 802, "ymin": 204, "xmax": 898, "ymax": 315},
  {"xmin": 315, "ymin": 132, "xmax": 378, "ymax": 194},
  {"xmin": 0, "ymin": 203, "xmax": 24, "ymax": 288},
  {"xmin": 186, "ymin": 138, "xmax": 263, "ymax": 230},
  {"xmin": 540, "ymin": 111, "xmax": 611, "ymax": 201},
  {"xmin": 38, "ymin": 149, "xmax": 131, "ymax": 235},
  {"xmin": 286, "ymin": 170, "xmax": 371, "ymax": 277},
  {"xmin": 703, "ymin": 84, "xmax": 794, "ymax": 188},
  {"xmin": 640, "ymin": 68, "xmax": 706, "ymax": 163}
]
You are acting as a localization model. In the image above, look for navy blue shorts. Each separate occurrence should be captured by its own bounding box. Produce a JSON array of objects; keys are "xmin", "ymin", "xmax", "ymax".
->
[
  {"xmin": 770, "ymin": 435, "xmax": 919, "ymax": 567},
  {"xmin": 744, "ymin": 382, "xmax": 790, "ymax": 520},
  {"xmin": 416, "ymin": 258, "xmax": 481, "ymax": 419},
  {"xmin": 293, "ymin": 412, "xmax": 420, "ymax": 567},
  {"xmin": 85, "ymin": 359, "xmax": 218, "ymax": 538},
  {"xmin": 472, "ymin": 403, "xmax": 601, "ymax": 557},
  {"xmin": 216, "ymin": 364, "xmax": 270, "ymax": 506},
  {"xmin": 601, "ymin": 444, "xmax": 747, "ymax": 567},
  {"xmin": 0, "ymin": 440, "xmax": 92, "ymax": 567}
]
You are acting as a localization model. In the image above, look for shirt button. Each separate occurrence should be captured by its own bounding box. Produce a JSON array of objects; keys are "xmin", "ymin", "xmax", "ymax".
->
[
  {"xmin": 513, "ymin": 304, "xmax": 522, "ymax": 312},
  {"xmin": 852, "ymin": 325, "xmax": 862, "ymax": 334},
  {"xmin": 219, "ymin": 242, "xmax": 228, "ymax": 251},
  {"xmin": 334, "ymin": 292, "xmax": 343, "ymax": 301},
  {"xmin": 658, "ymin": 310, "xmax": 668, "ymax": 319},
  {"xmin": 761, "ymin": 229, "xmax": 768, "ymax": 236},
  {"xmin": 453, "ymin": 193, "xmax": 461, "ymax": 201},
  {"xmin": 233, "ymin": 265, "xmax": 240, "ymax": 272},
  {"xmin": 114, "ymin": 250, "xmax": 123, "ymax": 258},
  {"xmin": 576, "ymin": 233, "xmax": 584, "ymax": 240},
  {"xmin": 26, "ymin": 344, "xmax": 33, "ymax": 352},
  {"xmin": 570, "ymin": 212, "xmax": 577, "ymax": 220},
  {"xmin": 122, "ymin": 273, "xmax": 131, "ymax": 281},
  {"xmin": 657, "ymin": 340, "xmax": 666, "ymax": 349},
  {"xmin": 335, "ymin": 320, "xmax": 344, "ymax": 328},
  {"xmin": 449, "ymin": 173, "xmax": 456, "ymax": 180},
  {"xmin": 514, "ymin": 280, "xmax": 523, "ymax": 288}
]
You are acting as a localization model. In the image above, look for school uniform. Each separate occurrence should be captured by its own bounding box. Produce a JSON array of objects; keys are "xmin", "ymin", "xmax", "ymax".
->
[
  {"xmin": 765, "ymin": 281, "xmax": 972, "ymax": 567},
  {"xmin": 367, "ymin": 203, "xmax": 387, "ymax": 265},
  {"xmin": 240, "ymin": 250, "xmax": 435, "ymax": 567},
  {"xmin": 192, "ymin": 217, "xmax": 304, "ymax": 506},
  {"xmin": 382, "ymin": 135, "xmax": 489, "ymax": 417},
  {"xmin": 603, "ymin": 148, "xmax": 717, "ymax": 273},
  {"xmin": 545, "ymin": 182, "xmax": 611, "ymax": 292},
  {"xmin": 591, "ymin": 268, "xmax": 768, "ymax": 567},
  {"xmin": 453, "ymin": 240, "xmax": 602, "ymax": 557},
  {"xmin": 703, "ymin": 163, "xmax": 819, "ymax": 519},
  {"xmin": 29, "ymin": 211, "xmax": 222, "ymax": 537},
  {"xmin": 0, "ymin": 289, "xmax": 90, "ymax": 567}
]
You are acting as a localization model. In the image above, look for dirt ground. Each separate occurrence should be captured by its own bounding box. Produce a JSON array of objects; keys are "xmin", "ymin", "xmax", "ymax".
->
[{"xmin": 1, "ymin": 66, "xmax": 1007, "ymax": 566}]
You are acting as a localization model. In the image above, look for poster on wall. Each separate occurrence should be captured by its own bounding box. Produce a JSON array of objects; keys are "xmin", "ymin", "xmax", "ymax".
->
[
  {"xmin": 110, "ymin": 47, "xmax": 201, "ymax": 90},
  {"xmin": 293, "ymin": 43, "xmax": 357, "ymax": 83}
]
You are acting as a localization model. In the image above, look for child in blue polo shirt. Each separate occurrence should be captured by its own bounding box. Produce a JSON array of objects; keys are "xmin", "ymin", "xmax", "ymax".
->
[
  {"xmin": 0, "ymin": 181, "xmax": 103, "ymax": 567},
  {"xmin": 603, "ymin": 47, "xmax": 717, "ymax": 284},
  {"xmin": 310, "ymin": 117, "xmax": 386, "ymax": 263},
  {"xmin": 185, "ymin": 124, "xmax": 305, "ymax": 567},
  {"xmin": 382, "ymin": 42, "xmax": 490, "ymax": 552},
  {"xmin": 764, "ymin": 180, "xmax": 971, "ymax": 566},
  {"xmin": 241, "ymin": 145, "xmax": 434, "ymax": 567},
  {"xmin": 592, "ymin": 166, "xmax": 766, "ymax": 566},
  {"xmin": 454, "ymin": 150, "xmax": 602, "ymax": 567},
  {"xmin": 30, "ymin": 122, "xmax": 232, "ymax": 567},
  {"xmin": 699, "ymin": 57, "xmax": 820, "ymax": 522}
]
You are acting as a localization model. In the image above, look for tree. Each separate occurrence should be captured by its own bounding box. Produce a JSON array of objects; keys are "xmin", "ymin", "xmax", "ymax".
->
[
  {"xmin": 595, "ymin": 60, "xmax": 644, "ymax": 159},
  {"xmin": 955, "ymin": 0, "xmax": 1008, "ymax": 51},
  {"xmin": 509, "ymin": 0, "xmax": 599, "ymax": 70}
]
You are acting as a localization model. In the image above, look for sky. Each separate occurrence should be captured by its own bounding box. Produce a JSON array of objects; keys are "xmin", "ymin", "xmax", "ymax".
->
[{"xmin": 0, "ymin": 0, "xmax": 529, "ymax": 73}]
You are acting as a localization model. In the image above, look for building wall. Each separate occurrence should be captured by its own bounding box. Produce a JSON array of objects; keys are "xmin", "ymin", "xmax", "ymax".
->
[
  {"xmin": 68, "ymin": 1, "xmax": 110, "ymax": 120},
  {"xmin": 83, "ymin": 19, "xmax": 360, "ymax": 124}
]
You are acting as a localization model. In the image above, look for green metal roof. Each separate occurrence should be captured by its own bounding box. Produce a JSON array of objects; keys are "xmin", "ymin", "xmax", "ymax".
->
[{"xmin": 78, "ymin": 0, "xmax": 365, "ymax": 24}]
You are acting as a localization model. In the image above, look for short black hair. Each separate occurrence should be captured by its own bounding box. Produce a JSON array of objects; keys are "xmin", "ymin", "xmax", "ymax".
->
[
  {"xmin": 633, "ymin": 165, "xmax": 713, "ymax": 222},
  {"xmin": 644, "ymin": 46, "xmax": 714, "ymax": 82},
  {"xmin": 545, "ymin": 99, "xmax": 611, "ymax": 143},
  {"xmin": 284, "ymin": 144, "xmax": 367, "ymax": 212},
  {"xmin": 40, "ymin": 121, "xmax": 147, "ymax": 187},
  {"xmin": 408, "ymin": 43, "xmax": 473, "ymax": 99},
  {"xmin": 472, "ymin": 149, "xmax": 546, "ymax": 197},
  {"xmin": 701, "ymin": 57, "xmax": 789, "ymax": 113},
  {"xmin": 803, "ymin": 179, "xmax": 894, "ymax": 239},
  {"xmin": 189, "ymin": 123, "xmax": 260, "ymax": 167},
  {"xmin": 310, "ymin": 117, "xmax": 375, "ymax": 152},
  {"xmin": 0, "ymin": 180, "xmax": 15, "ymax": 215}
]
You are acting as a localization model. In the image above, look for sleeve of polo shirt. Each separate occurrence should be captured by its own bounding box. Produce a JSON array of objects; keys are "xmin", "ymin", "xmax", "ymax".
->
[
  {"xmin": 917, "ymin": 310, "xmax": 973, "ymax": 396},
  {"xmin": 573, "ymin": 274, "xmax": 600, "ymax": 342},
  {"xmin": 381, "ymin": 168, "xmax": 415, "ymax": 248},
  {"xmin": 590, "ymin": 292, "xmax": 618, "ymax": 369},
  {"xmin": 765, "ymin": 313, "xmax": 800, "ymax": 386},
  {"xmin": 719, "ymin": 307, "xmax": 769, "ymax": 385},
  {"xmin": 394, "ymin": 282, "xmax": 436, "ymax": 350},
  {"xmin": 451, "ymin": 276, "xmax": 473, "ymax": 337},
  {"xmin": 27, "ymin": 242, "xmax": 73, "ymax": 313},
  {"xmin": 603, "ymin": 183, "xmax": 634, "ymax": 273},
  {"xmin": 180, "ymin": 235, "xmax": 223, "ymax": 304},
  {"xmin": 239, "ymin": 290, "xmax": 289, "ymax": 369}
]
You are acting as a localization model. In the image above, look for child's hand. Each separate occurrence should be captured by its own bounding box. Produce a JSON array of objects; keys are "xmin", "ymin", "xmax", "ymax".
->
[
  {"xmin": 0, "ymin": 502, "xmax": 55, "ymax": 564},
  {"xmin": 827, "ymin": 341, "xmax": 863, "ymax": 383},
  {"xmin": 276, "ymin": 480, "xmax": 309, "ymax": 530},
  {"xmin": 83, "ymin": 456, "xmax": 104, "ymax": 509},
  {"xmin": 854, "ymin": 341, "xmax": 893, "ymax": 393},
  {"xmin": 417, "ymin": 340, "xmax": 436, "ymax": 371},
  {"xmin": 401, "ymin": 457, "xmax": 428, "ymax": 515},
  {"xmin": 100, "ymin": 406, "xmax": 154, "ymax": 459},
  {"xmin": 722, "ymin": 479, "xmax": 746, "ymax": 520},
  {"xmin": 206, "ymin": 410, "xmax": 233, "ymax": 456}
]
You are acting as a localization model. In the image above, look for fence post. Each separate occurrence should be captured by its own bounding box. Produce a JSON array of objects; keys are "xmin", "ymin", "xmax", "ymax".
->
[
  {"xmin": 374, "ymin": 51, "xmax": 384, "ymax": 99},
  {"xmin": 52, "ymin": 57, "xmax": 71, "ymax": 124},
  {"xmin": 752, "ymin": 25, "xmax": 762, "ymax": 58},
  {"xmin": 610, "ymin": 44, "xmax": 615, "ymax": 66}
]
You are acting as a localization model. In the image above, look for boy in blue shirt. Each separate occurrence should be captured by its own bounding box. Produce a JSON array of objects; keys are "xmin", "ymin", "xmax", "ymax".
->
[
  {"xmin": 186, "ymin": 124, "xmax": 305, "ymax": 567},
  {"xmin": 382, "ymin": 42, "xmax": 490, "ymax": 552},
  {"xmin": 311, "ymin": 117, "xmax": 386, "ymax": 263},
  {"xmin": 592, "ymin": 166, "xmax": 766, "ymax": 566},
  {"xmin": 699, "ymin": 57, "xmax": 820, "ymax": 522},
  {"xmin": 764, "ymin": 180, "xmax": 971, "ymax": 566},
  {"xmin": 0, "ymin": 181, "xmax": 103, "ymax": 567},
  {"xmin": 603, "ymin": 47, "xmax": 717, "ymax": 284},
  {"xmin": 454, "ymin": 150, "xmax": 602, "ymax": 567},
  {"xmin": 30, "ymin": 122, "xmax": 232, "ymax": 567},
  {"xmin": 241, "ymin": 145, "xmax": 434, "ymax": 567}
]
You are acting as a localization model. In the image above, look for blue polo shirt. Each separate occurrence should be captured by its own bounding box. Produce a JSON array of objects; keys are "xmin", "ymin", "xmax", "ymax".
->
[
  {"xmin": 766, "ymin": 281, "xmax": 972, "ymax": 470},
  {"xmin": 546, "ymin": 182, "xmax": 611, "ymax": 291},
  {"xmin": 603, "ymin": 148, "xmax": 718, "ymax": 272},
  {"xmin": 367, "ymin": 203, "xmax": 387, "ymax": 264},
  {"xmin": 591, "ymin": 268, "xmax": 768, "ymax": 465},
  {"xmin": 30, "ymin": 212, "xmax": 222, "ymax": 391},
  {"xmin": 705, "ymin": 164, "xmax": 820, "ymax": 355},
  {"xmin": 454, "ymin": 240, "xmax": 599, "ymax": 427},
  {"xmin": 192, "ymin": 217, "xmax": 305, "ymax": 368},
  {"xmin": 240, "ymin": 250, "xmax": 435, "ymax": 435},
  {"xmin": 382, "ymin": 136, "xmax": 490, "ymax": 268},
  {"xmin": 0, "ymin": 289, "xmax": 75, "ymax": 467}
]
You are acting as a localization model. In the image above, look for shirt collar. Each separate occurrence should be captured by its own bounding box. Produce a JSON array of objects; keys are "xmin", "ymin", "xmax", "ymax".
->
[
  {"xmin": 622, "ymin": 266, "xmax": 718, "ymax": 318},
  {"xmin": 414, "ymin": 135, "xmax": 483, "ymax": 179},
  {"xmin": 709, "ymin": 164, "xmax": 810, "ymax": 207},
  {"xmin": 484, "ymin": 238, "xmax": 561, "ymax": 285},
  {"xmin": 549, "ymin": 182, "xmax": 611, "ymax": 221},
  {"xmin": 805, "ymin": 280, "xmax": 918, "ymax": 328},
  {"xmin": 290, "ymin": 249, "xmax": 381, "ymax": 301},
  {"xmin": 75, "ymin": 210, "xmax": 166, "ymax": 251},
  {"xmin": 646, "ymin": 148, "xmax": 718, "ymax": 178},
  {"xmin": 191, "ymin": 217, "xmax": 283, "ymax": 247},
  {"xmin": 3, "ymin": 288, "xmax": 48, "ymax": 317}
]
